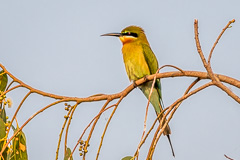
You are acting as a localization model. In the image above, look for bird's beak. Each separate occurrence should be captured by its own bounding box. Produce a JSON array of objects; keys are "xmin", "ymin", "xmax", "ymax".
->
[{"xmin": 101, "ymin": 33, "xmax": 122, "ymax": 37}]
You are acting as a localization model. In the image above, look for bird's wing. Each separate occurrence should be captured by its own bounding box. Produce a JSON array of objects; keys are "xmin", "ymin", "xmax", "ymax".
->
[
  {"xmin": 141, "ymin": 44, "xmax": 158, "ymax": 74},
  {"xmin": 142, "ymin": 44, "xmax": 164, "ymax": 107}
]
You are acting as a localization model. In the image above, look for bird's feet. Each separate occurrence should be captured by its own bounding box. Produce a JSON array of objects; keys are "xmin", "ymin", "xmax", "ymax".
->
[
  {"xmin": 132, "ymin": 80, "xmax": 137, "ymax": 88},
  {"xmin": 143, "ymin": 75, "xmax": 149, "ymax": 81}
]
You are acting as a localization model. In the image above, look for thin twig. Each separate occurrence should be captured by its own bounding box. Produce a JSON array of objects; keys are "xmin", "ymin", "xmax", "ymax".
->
[
  {"xmin": 134, "ymin": 107, "xmax": 169, "ymax": 159},
  {"xmin": 64, "ymin": 103, "xmax": 78, "ymax": 155},
  {"xmin": 0, "ymin": 84, "xmax": 22, "ymax": 97},
  {"xmin": 56, "ymin": 104, "xmax": 75, "ymax": 160},
  {"xmin": 96, "ymin": 96, "xmax": 124, "ymax": 160},
  {"xmin": 194, "ymin": 19, "xmax": 208, "ymax": 69},
  {"xmin": 224, "ymin": 154, "xmax": 234, "ymax": 160},
  {"xmin": 159, "ymin": 64, "xmax": 184, "ymax": 73},
  {"xmin": 70, "ymin": 102, "xmax": 116, "ymax": 158},
  {"xmin": 208, "ymin": 19, "xmax": 235, "ymax": 64},
  {"xmin": 5, "ymin": 80, "xmax": 15, "ymax": 91},
  {"xmin": 84, "ymin": 100, "xmax": 111, "ymax": 159},
  {"xmin": 147, "ymin": 81, "xmax": 213, "ymax": 159},
  {"xmin": 184, "ymin": 78, "xmax": 201, "ymax": 94},
  {"xmin": 149, "ymin": 78, "xmax": 202, "ymax": 159},
  {"xmin": 136, "ymin": 65, "xmax": 175, "ymax": 160},
  {"xmin": 194, "ymin": 19, "xmax": 240, "ymax": 103},
  {"xmin": 0, "ymin": 99, "xmax": 67, "ymax": 156},
  {"xmin": 5, "ymin": 91, "xmax": 31, "ymax": 138}
]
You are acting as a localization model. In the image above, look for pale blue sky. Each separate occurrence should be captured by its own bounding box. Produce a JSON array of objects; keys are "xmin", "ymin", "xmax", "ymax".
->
[{"xmin": 1, "ymin": 0, "xmax": 240, "ymax": 160}]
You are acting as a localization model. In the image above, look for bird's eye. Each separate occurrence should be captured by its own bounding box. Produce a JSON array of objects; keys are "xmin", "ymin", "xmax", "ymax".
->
[
  {"xmin": 122, "ymin": 32, "xmax": 138, "ymax": 37},
  {"xmin": 130, "ymin": 32, "xmax": 138, "ymax": 37}
]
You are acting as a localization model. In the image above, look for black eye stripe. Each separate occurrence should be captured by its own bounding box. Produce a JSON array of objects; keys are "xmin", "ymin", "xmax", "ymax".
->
[{"xmin": 122, "ymin": 32, "xmax": 138, "ymax": 37}]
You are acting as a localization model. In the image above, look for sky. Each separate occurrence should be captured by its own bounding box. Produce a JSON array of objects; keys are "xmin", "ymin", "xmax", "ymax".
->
[{"xmin": 1, "ymin": 0, "xmax": 240, "ymax": 160}]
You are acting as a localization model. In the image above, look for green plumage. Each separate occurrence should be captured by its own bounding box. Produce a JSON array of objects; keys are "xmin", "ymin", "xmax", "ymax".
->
[
  {"xmin": 102, "ymin": 25, "xmax": 175, "ymax": 156},
  {"xmin": 121, "ymin": 26, "xmax": 164, "ymax": 116}
]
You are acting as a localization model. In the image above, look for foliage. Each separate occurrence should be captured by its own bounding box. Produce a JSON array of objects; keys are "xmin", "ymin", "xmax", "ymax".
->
[{"xmin": 0, "ymin": 71, "xmax": 28, "ymax": 160}]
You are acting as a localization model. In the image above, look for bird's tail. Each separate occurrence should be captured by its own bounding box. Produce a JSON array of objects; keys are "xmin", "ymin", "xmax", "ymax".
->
[
  {"xmin": 167, "ymin": 135, "xmax": 175, "ymax": 157},
  {"xmin": 157, "ymin": 114, "xmax": 175, "ymax": 157}
]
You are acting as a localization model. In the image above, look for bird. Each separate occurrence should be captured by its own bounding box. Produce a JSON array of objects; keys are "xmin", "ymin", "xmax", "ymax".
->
[{"xmin": 101, "ymin": 26, "xmax": 175, "ymax": 157}]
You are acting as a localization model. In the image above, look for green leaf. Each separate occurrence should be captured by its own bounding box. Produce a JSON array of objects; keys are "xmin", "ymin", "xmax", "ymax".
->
[
  {"xmin": 121, "ymin": 156, "xmax": 134, "ymax": 160},
  {"xmin": 0, "ymin": 118, "xmax": 6, "ymax": 140},
  {"xmin": 0, "ymin": 107, "xmax": 7, "ymax": 123},
  {"xmin": 10, "ymin": 127, "xmax": 28, "ymax": 160},
  {"xmin": 64, "ymin": 147, "xmax": 73, "ymax": 160},
  {"xmin": 0, "ymin": 118, "xmax": 7, "ymax": 159},
  {"xmin": 0, "ymin": 70, "xmax": 8, "ymax": 92}
]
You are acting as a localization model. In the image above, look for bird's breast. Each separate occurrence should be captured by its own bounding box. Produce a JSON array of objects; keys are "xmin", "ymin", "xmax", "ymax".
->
[{"xmin": 122, "ymin": 43, "xmax": 150, "ymax": 81}]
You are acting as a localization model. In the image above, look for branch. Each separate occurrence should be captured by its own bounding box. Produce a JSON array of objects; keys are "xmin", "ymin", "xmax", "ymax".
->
[
  {"xmin": 1, "ymin": 63, "xmax": 240, "ymax": 103},
  {"xmin": 224, "ymin": 154, "xmax": 234, "ymax": 160},
  {"xmin": 0, "ymin": 99, "xmax": 66, "ymax": 156},
  {"xmin": 95, "ymin": 96, "xmax": 124, "ymax": 160},
  {"xmin": 147, "ymin": 81, "xmax": 213, "ymax": 159},
  {"xmin": 194, "ymin": 19, "xmax": 240, "ymax": 103},
  {"xmin": 6, "ymin": 91, "xmax": 31, "ymax": 138},
  {"xmin": 208, "ymin": 19, "xmax": 235, "ymax": 64}
]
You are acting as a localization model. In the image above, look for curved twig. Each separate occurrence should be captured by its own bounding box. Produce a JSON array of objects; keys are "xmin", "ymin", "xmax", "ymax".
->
[
  {"xmin": 208, "ymin": 19, "xmax": 235, "ymax": 64},
  {"xmin": 70, "ymin": 102, "xmax": 116, "ymax": 158},
  {"xmin": 84, "ymin": 100, "xmax": 111, "ymax": 159},
  {"xmin": 6, "ymin": 91, "xmax": 31, "ymax": 138},
  {"xmin": 0, "ymin": 99, "xmax": 68, "ymax": 156},
  {"xmin": 148, "ymin": 81, "xmax": 213, "ymax": 159},
  {"xmin": 56, "ymin": 104, "xmax": 75, "ymax": 160},
  {"xmin": 64, "ymin": 103, "xmax": 78, "ymax": 155},
  {"xmin": 96, "ymin": 96, "xmax": 124, "ymax": 160}
]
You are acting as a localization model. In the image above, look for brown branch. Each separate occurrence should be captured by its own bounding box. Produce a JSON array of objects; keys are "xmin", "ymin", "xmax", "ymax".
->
[
  {"xmin": 56, "ymin": 104, "xmax": 75, "ymax": 160},
  {"xmin": 194, "ymin": 19, "xmax": 208, "ymax": 69},
  {"xmin": 224, "ymin": 154, "xmax": 234, "ymax": 160},
  {"xmin": 135, "ymin": 65, "xmax": 179, "ymax": 160},
  {"xmin": 6, "ymin": 91, "xmax": 31, "ymax": 138},
  {"xmin": 96, "ymin": 96, "xmax": 124, "ymax": 160},
  {"xmin": 70, "ymin": 102, "xmax": 116, "ymax": 158},
  {"xmin": 0, "ymin": 64, "xmax": 72, "ymax": 100},
  {"xmin": 0, "ymin": 99, "xmax": 67, "ymax": 156},
  {"xmin": 1, "ymin": 67, "xmax": 240, "ymax": 157},
  {"xmin": 85, "ymin": 100, "xmax": 111, "ymax": 159},
  {"xmin": 1, "ymin": 63, "xmax": 240, "ymax": 157},
  {"xmin": 5, "ymin": 80, "xmax": 15, "ymax": 91},
  {"xmin": 1, "ymin": 63, "xmax": 240, "ymax": 103},
  {"xmin": 149, "ymin": 78, "xmax": 203, "ymax": 158},
  {"xmin": 147, "ymin": 81, "xmax": 213, "ymax": 159},
  {"xmin": 0, "ymin": 84, "xmax": 22, "ymax": 97},
  {"xmin": 134, "ymin": 107, "xmax": 170, "ymax": 160},
  {"xmin": 147, "ymin": 78, "xmax": 200, "ymax": 159},
  {"xmin": 208, "ymin": 19, "xmax": 235, "ymax": 64},
  {"xmin": 194, "ymin": 19, "xmax": 218, "ymax": 86},
  {"xmin": 159, "ymin": 64, "xmax": 184, "ymax": 73},
  {"xmin": 64, "ymin": 103, "xmax": 78, "ymax": 155},
  {"xmin": 194, "ymin": 19, "xmax": 240, "ymax": 103}
]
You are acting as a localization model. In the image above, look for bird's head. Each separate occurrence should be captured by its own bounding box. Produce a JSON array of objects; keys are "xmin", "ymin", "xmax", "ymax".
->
[{"xmin": 101, "ymin": 26, "xmax": 149, "ymax": 45}]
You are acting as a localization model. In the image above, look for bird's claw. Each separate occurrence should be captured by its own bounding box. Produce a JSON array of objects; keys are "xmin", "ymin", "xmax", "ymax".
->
[
  {"xmin": 144, "ymin": 75, "xmax": 148, "ymax": 81},
  {"xmin": 132, "ymin": 81, "xmax": 137, "ymax": 88}
]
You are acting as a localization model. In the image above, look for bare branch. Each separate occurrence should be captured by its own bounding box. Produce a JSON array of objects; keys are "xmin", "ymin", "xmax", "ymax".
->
[
  {"xmin": 208, "ymin": 19, "xmax": 235, "ymax": 64},
  {"xmin": 96, "ymin": 96, "xmax": 124, "ymax": 160},
  {"xmin": 6, "ymin": 91, "xmax": 31, "ymax": 138},
  {"xmin": 224, "ymin": 154, "xmax": 234, "ymax": 160},
  {"xmin": 64, "ymin": 103, "xmax": 78, "ymax": 155},
  {"xmin": 56, "ymin": 104, "xmax": 75, "ymax": 160},
  {"xmin": 147, "ymin": 81, "xmax": 213, "ymax": 159},
  {"xmin": 0, "ymin": 99, "xmax": 66, "ymax": 156}
]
